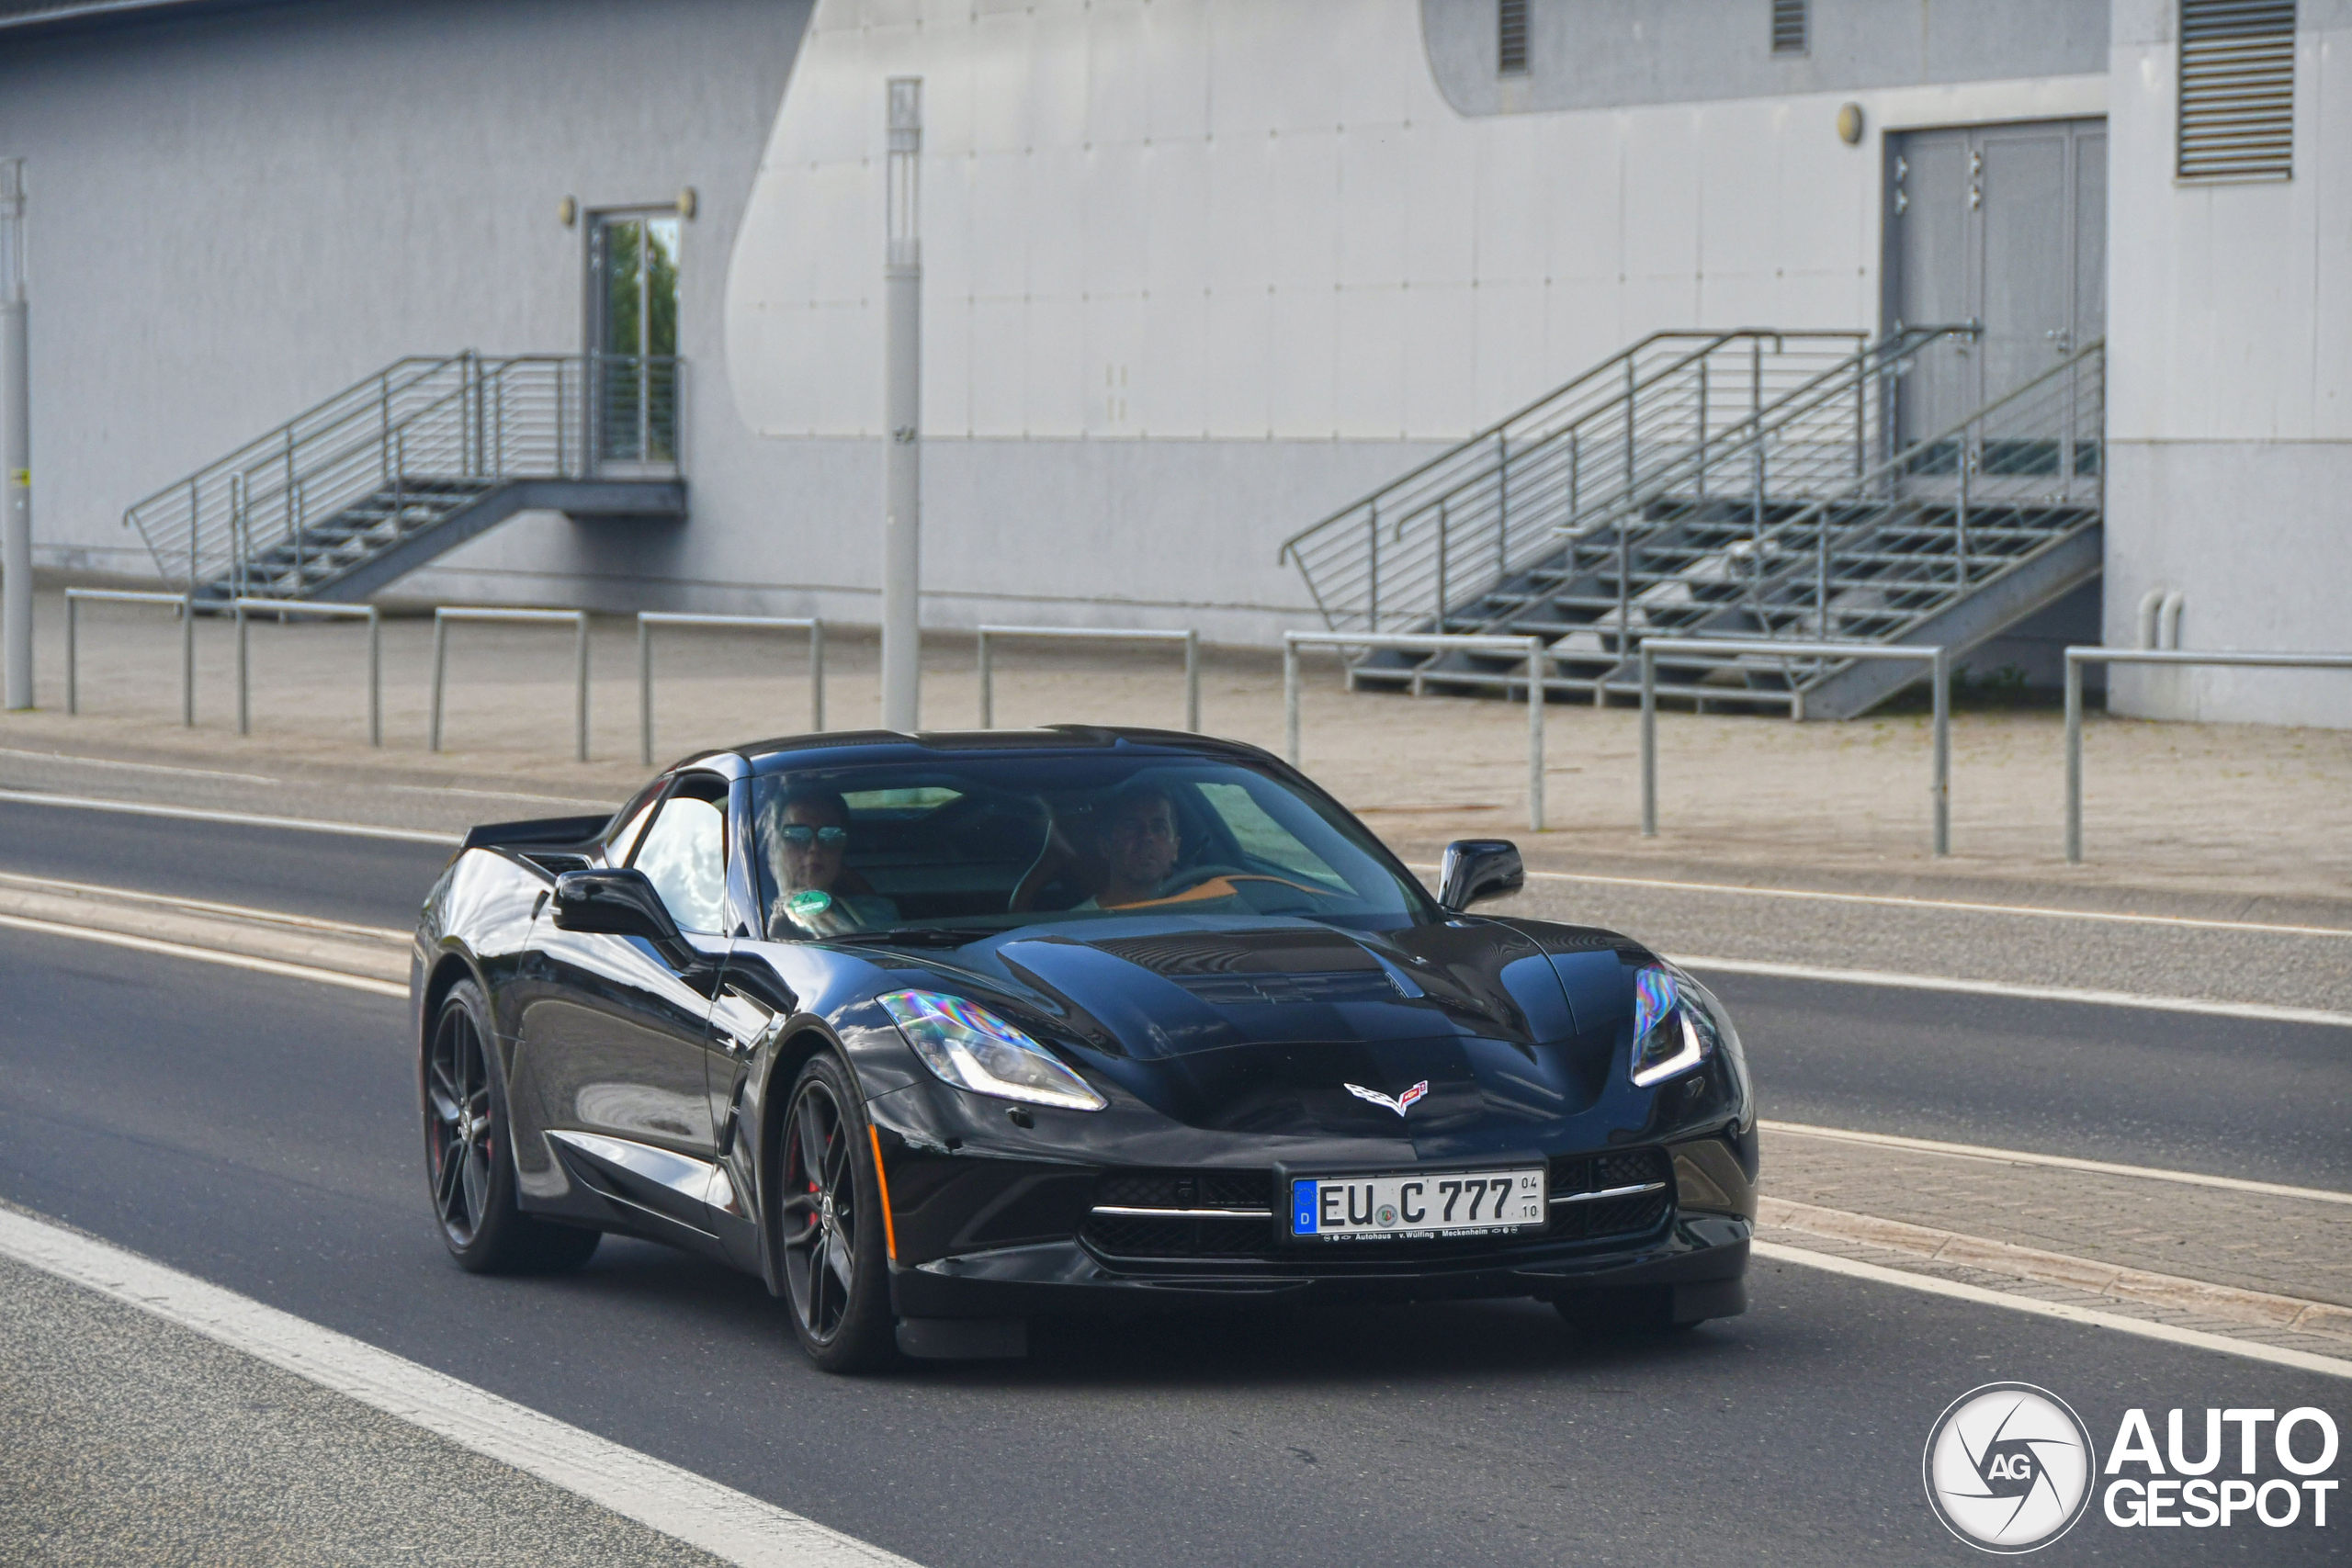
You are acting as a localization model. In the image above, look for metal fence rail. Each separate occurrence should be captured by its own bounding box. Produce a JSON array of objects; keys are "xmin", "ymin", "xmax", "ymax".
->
[
  {"xmin": 1640, "ymin": 637, "xmax": 1951, "ymax": 853},
  {"xmin": 976, "ymin": 625, "xmax": 1200, "ymax": 732},
  {"xmin": 430, "ymin": 607, "xmax": 591, "ymax": 761},
  {"xmin": 232, "ymin": 599, "xmax": 381, "ymax": 745},
  {"xmin": 639, "ymin": 612, "xmax": 826, "ymax": 765},
  {"xmin": 1284, "ymin": 632, "xmax": 1547, "ymax": 830},
  {"xmin": 65, "ymin": 588, "xmax": 195, "ymax": 726},
  {"xmin": 2065, "ymin": 648, "xmax": 2352, "ymax": 863}
]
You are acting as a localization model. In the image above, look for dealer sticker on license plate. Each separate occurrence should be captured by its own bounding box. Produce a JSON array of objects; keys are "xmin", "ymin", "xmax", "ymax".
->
[{"xmin": 1290, "ymin": 1168, "xmax": 1546, "ymax": 1242}]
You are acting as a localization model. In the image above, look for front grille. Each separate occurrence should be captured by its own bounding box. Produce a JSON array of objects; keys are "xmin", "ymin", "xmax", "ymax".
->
[{"xmin": 1093, "ymin": 1168, "xmax": 1271, "ymax": 1211}]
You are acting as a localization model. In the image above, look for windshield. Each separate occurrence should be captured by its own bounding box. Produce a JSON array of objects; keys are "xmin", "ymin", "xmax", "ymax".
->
[{"xmin": 749, "ymin": 753, "xmax": 1430, "ymax": 942}]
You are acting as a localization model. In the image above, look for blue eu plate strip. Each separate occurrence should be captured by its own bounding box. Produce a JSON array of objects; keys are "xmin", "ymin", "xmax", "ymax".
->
[{"xmin": 1292, "ymin": 1179, "xmax": 1318, "ymax": 1235}]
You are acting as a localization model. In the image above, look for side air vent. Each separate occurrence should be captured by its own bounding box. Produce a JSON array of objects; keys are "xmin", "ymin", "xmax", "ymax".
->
[
  {"xmin": 2178, "ymin": 0, "xmax": 2297, "ymax": 181},
  {"xmin": 1497, "ymin": 0, "xmax": 1528, "ymax": 75},
  {"xmin": 1547, "ymin": 1147, "xmax": 1674, "ymax": 1241},
  {"xmin": 1771, "ymin": 0, "xmax": 1808, "ymax": 55}
]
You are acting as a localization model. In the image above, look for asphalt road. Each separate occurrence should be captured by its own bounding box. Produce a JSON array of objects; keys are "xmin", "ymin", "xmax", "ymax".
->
[
  {"xmin": 0, "ymin": 926, "xmax": 2341, "ymax": 1565},
  {"xmin": 1, "ymin": 803, "xmax": 2346, "ymax": 1564}
]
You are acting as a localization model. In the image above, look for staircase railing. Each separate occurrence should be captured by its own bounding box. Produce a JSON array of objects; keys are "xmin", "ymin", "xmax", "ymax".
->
[
  {"xmin": 125, "ymin": 352, "xmax": 683, "ymax": 595},
  {"xmin": 1276, "ymin": 329, "xmax": 1886, "ymax": 637}
]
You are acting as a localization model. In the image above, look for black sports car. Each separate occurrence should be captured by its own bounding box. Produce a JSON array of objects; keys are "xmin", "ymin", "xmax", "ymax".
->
[{"xmin": 413, "ymin": 727, "xmax": 1757, "ymax": 1371}]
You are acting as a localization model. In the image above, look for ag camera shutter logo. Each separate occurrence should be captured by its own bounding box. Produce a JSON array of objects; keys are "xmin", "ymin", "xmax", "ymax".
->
[{"xmin": 1923, "ymin": 1383, "xmax": 2097, "ymax": 1553}]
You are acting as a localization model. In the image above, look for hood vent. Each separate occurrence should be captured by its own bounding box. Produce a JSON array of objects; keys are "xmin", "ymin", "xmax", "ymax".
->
[{"xmin": 1087, "ymin": 928, "xmax": 1401, "ymax": 1006}]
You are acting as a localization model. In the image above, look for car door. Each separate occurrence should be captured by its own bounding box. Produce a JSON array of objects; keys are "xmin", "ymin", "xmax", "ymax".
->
[{"xmin": 514, "ymin": 770, "xmax": 734, "ymax": 1240}]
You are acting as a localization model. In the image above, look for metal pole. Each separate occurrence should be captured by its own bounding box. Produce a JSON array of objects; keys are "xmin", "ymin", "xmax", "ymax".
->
[
  {"xmin": 809, "ymin": 620, "xmax": 826, "ymax": 730},
  {"xmin": 1955, "ymin": 432, "xmax": 1971, "ymax": 588},
  {"xmin": 574, "ymin": 611, "xmax": 590, "ymax": 763},
  {"xmin": 1496, "ymin": 432, "xmax": 1510, "ymax": 577},
  {"xmin": 639, "ymin": 614, "xmax": 653, "ymax": 765},
  {"xmin": 977, "ymin": 627, "xmax": 992, "ymax": 728},
  {"xmin": 235, "ymin": 602, "xmax": 250, "ymax": 735},
  {"xmin": 429, "ymin": 612, "xmax": 447, "ymax": 752},
  {"xmin": 1694, "ymin": 358, "xmax": 1708, "ymax": 500},
  {"xmin": 64, "ymin": 592, "xmax": 75, "ymax": 714},
  {"xmin": 1182, "ymin": 628, "xmax": 1200, "ymax": 732},
  {"xmin": 1526, "ymin": 637, "xmax": 1544, "ymax": 833},
  {"xmin": 1, "ymin": 160, "xmax": 28, "ymax": 710},
  {"xmin": 1639, "ymin": 644, "xmax": 1657, "ymax": 837},
  {"xmin": 1365, "ymin": 507, "xmax": 1379, "ymax": 634},
  {"xmin": 367, "ymin": 608, "xmax": 380, "ymax": 748},
  {"xmin": 1434, "ymin": 501, "xmax": 1448, "ymax": 630},
  {"xmin": 1930, "ymin": 646, "xmax": 1950, "ymax": 857},
  {"xmin": 2064, "ymin": 651, "xmax": 2083, "ymax": 864},
  {"xmin": 880, "ymin": 77, "xmax": 924, "ymax": 731},
  {"xmin": 1283, "ymin": 637, "xmax": 1300, "ymax": 767},
  {"xmin": 180, "ymin": 594, "xmax": 193, "ymax": 728}
]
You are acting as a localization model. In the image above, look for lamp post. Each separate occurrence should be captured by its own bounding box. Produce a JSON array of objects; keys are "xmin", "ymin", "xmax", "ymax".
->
[
  {"xmin": 2, "ymin": 160, "xmax": 28, "ymax": 711},
  {"xmin": 880, "ymin": 78, "xmax": 922, "ymax": 731}
]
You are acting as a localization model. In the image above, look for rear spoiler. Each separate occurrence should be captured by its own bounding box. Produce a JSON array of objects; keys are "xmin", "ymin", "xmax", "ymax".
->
[{"xmin": 458, "ymin": 813, "xmax": 614, "ymax": 852}]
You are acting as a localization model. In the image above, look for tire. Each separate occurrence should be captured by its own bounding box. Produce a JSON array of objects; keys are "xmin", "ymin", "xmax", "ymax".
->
[
  {"xmin": 1553, "ymin": 1286, "xmax": 1701, "ymax": 1337},
  {"xmin": 775, "ymin": 1053, "xmax": 897, "ymax": 1372},
  {"xmin": 424, "ymin": 978, "xmax": 602, "ymax": 1275}
]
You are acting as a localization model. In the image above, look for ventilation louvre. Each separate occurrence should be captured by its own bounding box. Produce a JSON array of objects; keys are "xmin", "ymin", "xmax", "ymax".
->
[
  {"xmin": 1498, "ymin": 0, "xmax": 1528, "ymax": 76},
  {"xmin": 1771, "ymin": 0, "xmax": 1808, "ymax": 55},
  {"xmin": 2178, "ymin": 0, "xmax": 2297, "ymax": 180}
]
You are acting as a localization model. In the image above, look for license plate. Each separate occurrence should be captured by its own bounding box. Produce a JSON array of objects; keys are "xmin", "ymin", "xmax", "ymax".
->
[{"xmin": 1289, "ymin": 1167, "xmax": 1546, "ymax": 1242}]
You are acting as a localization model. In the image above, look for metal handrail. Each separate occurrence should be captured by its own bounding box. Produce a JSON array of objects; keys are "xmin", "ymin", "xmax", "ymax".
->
[
  {"xmin": 232, "ymin": 599, "xmax": 381, "ymax": 746},
  {"xmin": 64, "ymin": 588, "xmax": 195, "ymax": 726},
  {"xmin": 639, "ymin": 612, "xmax": 827, "ymax": 765},
  {"xmin": 430, "ymin": 606, "xmax": 593, "ymax": 761},
  {"xmin": 976, "ymin": 625, "xmax": 1200, "ymax": 732}
]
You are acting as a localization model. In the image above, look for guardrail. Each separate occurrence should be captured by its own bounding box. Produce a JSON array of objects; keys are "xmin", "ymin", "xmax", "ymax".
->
[
  {"xmin": 65, "ymin": 588, "xmax": 196, "ymax": 727},
  {"xmin": 977, "ymin": 625, "xmax": 1200, "ymax": 732},
  {"xmin": 2064, "ymin": 648, "xmax": 2352, "ymax": 863},
  {"xmin": 1641, "ymin": 637, "xmax": 1951, "ymax": 854},
  {"xmin": 639, "ymin": 612, "xmax": 826, "ymax": 765},
  {"xmin": 233, "ymin": 599, "xmax": 380, "ymax": 746},
  {"xmin": 430, "ymin": 606, "xmax": 590, "ymax": 761},
  {"xmin": 1284, "ymin": 632, "xmax": 1547, "ymax": 830}
]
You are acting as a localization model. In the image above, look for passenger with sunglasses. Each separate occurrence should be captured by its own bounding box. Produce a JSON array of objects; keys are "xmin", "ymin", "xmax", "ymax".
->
[{"xmin": 759, "ymin": 786, "xmax": 899, "ymax": 939}]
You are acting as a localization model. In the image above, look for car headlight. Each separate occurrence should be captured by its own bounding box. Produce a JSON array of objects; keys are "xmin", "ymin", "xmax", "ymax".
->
[
  {"xmin": 1628, "ymin": 964, "xmax": 1722, "ymax": 1088},
  {"xmin": 878, "ymin": 989, "xmax": 1108, "ymax": 1111}
]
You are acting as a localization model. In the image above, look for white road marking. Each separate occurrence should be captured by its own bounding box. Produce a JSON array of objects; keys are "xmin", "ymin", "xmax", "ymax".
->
[
  {"xmin": 1760, "ymin": 1120, "xmax": 2352, "ymax": 1207},
  {"xmin": 0, "ymin": 746, "xmax": 283, "ymax": 784},
  {"xmin": 1510, "ymin": 867, "xmax": 2352, "ymax": 940},
  {"xmin": 1670, "ymin": 953, "xmax": 2352, "ymax": 1029},
  {"xmin": 0, "ymin": 1206, "xmax": 920, "ymax": 1568},
  {"xmin": 0, "ymin": 911, "xmax": 408, "ymax": 998},
  {"xmin": 0, "ymin": 788, "xmax": 462, "ymax": 844},
  {"xmin": 0, "ymin": 868, "xmax": 409, "ymax": 942},
  {"xmin": 382, "ymin": 782, "xmax": 616, "ymax": 808},
  {"xmin": 1755, "ymin": 1240, "xmax": 2352, "ymax": 1382}
]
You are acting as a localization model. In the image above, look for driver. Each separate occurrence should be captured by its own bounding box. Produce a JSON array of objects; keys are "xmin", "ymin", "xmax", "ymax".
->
[
  {"xmin": 761, "ymin": 786, "xmax": 899, "ymax": 938},
  {"xmin": 1080, "ymin": 782, "xmax": 1182, "ymax": 909}
]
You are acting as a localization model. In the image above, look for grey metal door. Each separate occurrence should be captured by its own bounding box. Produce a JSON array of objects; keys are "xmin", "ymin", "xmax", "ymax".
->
[{"xmin": 1886, "ymin": 119, "xmax": 2105, "ymax": 454}]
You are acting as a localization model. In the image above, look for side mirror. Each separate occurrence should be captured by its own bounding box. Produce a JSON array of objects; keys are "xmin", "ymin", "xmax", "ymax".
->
[
  {"xmin": 551, "ymin": 868, "xmax": 683, "ymax": 943},
  {"xmin": 1438, "ymin": 840, "xmax": 1524, "ymax": 912}
]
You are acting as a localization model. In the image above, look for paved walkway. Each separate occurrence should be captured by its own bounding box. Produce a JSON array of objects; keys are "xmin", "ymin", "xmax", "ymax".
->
[{"xmin": 7, "ymin": 590, "xmax": 2349, "ymax": 910}]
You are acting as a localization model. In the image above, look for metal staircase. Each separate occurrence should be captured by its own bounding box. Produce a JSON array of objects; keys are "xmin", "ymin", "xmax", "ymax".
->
[
  {"xmin": 125, "ymin": 352, "xmax": 686, "ymax": 603},
  {"xmin": 1277, "ymin": 329, "xmax": 2104, "ymax": 718}
]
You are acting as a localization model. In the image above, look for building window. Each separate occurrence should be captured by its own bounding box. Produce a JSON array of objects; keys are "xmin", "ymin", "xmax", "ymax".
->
[
  {"xmin": 1498, "ymin": 0, "xmax": 1529, "ymax": 75},
  {"xmin": 1771, "ymin": 0, "xmax": 1808, "ymax": 55},
  {"xmin": 2178, "ymin": 0, "xmax": 2296, "ymax": 180}
]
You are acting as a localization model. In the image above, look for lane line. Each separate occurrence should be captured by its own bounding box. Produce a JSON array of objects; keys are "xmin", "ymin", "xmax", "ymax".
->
[
  {"xmin": 1510, "ymin": 866, "xmax": 2352, "ymax": 939},
  {"xmin": 383, "ymin": 782, "xmax": 617, "ymax": 808},
  {"xmin": 0, "ymin": 869, "xmax": 411, "ymax": 943},
  {"xmin": 1754, "ymin": 1240, "xmax": 2352, "ymax": 1382},
  {"xmin": 1671, "ymin": 953, "xmax": 2352, "ymax": 1030},
  {"xmin": 0, "ymin": 746, "xmax": 283, "ymax": 784},
  {"xmin": 0, "ymin": 911, "xmax": 408, "ymax": 998},
  {"xmin": 0, "ymin": 1205, "xmax": 920, "ymax": 1568},
  {"xmin": 1761, "ymin": 1120, "xmax": 2352, "ymax": 1207},
  {"xmin": 0, "ymin": 788, "xmax": 463, "ymax": 844}
]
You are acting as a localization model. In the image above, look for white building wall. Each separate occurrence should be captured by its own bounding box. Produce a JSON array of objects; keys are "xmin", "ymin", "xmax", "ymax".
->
[{"xmin": 2104, "ymin": 0, "xmax": 2352, "ymax": 728}]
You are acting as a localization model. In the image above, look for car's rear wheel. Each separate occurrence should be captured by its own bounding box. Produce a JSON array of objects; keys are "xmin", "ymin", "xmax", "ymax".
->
[
  {"xmin": 777, "ymin": 1054, "xmax": 896, "ymax": 1372},
  {"xmin": 424, "ymin": 979, "xmax": 601, "ymax": 1274}
]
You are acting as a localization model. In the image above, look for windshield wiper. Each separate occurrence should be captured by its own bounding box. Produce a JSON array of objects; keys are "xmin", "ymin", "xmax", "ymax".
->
[{"xmin": 820, "ymin": 926, "xmax": 977, "ymax": 948}]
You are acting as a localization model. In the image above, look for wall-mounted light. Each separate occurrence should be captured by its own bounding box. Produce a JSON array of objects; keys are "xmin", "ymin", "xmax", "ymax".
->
[
  {"xmin": 677, "ymin": 187, "xmax": 698, "ymax": 220},
  {"xmin": 558, "ymin": 196, "xmax": 577, "ymax": 228},
  {"xmin": 1836, "ymin": 104, "xmax": 1865, "ymax": 145}
]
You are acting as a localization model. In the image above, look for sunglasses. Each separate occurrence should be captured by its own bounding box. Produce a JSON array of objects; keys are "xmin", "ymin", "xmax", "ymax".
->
[{"xmin": 777, "ymin": 824, "xmax": 849, "ymax": 848}]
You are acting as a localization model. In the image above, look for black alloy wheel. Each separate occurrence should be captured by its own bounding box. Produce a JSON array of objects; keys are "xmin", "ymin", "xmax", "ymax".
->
[
  {"xmin": 777, "ymin": 1055, "xmax": 895, "ymax": 1371},
  {"xmin": 424, "ymin": 979, "xmax": 601, "ymax": 1275}
]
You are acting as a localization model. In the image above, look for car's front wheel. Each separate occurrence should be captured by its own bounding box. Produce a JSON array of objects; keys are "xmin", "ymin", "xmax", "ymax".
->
[
  {"xmin": 776, "ymin": 1054, "xmax": 897, "ymax": 1372},
  {"xmin": 424, "ymin": 978, "xmax": 601, "ymax": 1275}
]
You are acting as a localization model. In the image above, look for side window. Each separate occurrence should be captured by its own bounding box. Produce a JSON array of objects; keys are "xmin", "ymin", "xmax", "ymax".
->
[{"xmin": 630, "ymin": 791, "xmax": 727, "ymax": 934}]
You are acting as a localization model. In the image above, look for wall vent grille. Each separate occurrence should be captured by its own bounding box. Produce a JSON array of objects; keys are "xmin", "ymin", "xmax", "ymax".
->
[
  {"xmin": 1498, "ymin": 0, "xmax": 1528, "ymax": 75},
  {"xmin": 1771, "ymin": 0, "xmax": 1808, "ymax": 55},
  {"xmin": 2178, "ymin": 0, "xmax": 2297, "ymax": 180}
]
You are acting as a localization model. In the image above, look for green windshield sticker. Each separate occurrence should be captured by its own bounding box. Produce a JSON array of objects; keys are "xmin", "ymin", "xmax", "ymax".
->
[{"xmin": 786, "ymin": 888, "xmax": 833, "ymax": 918}]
